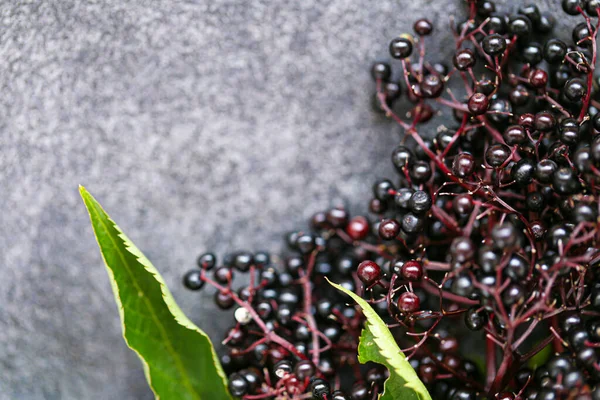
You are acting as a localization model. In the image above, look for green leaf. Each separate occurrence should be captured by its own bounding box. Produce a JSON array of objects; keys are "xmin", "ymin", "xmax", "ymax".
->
[
  {"xmin": 80, "ymin": 186, "xmax": 231, "ymax": 400},
  {"xmin": 527, "ymin": 342, "xmax": 553, "ymax": 370},
  {"xmin": 327, "ymin": 278, "xmax": 432, "ymax": 400}
]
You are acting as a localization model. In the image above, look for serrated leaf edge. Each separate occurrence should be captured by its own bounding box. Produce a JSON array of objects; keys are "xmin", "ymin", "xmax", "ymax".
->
[{"xmin": 80, "ymin": 186, "xmax": 230, "ymax": 400}]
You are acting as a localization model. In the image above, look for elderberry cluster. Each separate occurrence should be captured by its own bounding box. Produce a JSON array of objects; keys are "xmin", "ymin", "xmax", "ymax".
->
[
  {"xmin": 183, "ymin": 1, "xmax": 600, "ymax": 399},
  {"xmin": 184, "ymin": 214, "xmax": 388, "ymax": 400}
]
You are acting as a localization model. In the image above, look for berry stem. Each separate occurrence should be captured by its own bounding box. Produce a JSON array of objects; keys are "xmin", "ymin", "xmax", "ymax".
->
[{"xmin": 299, "ymin": 250, "xmax": 321, "ymax": 365}]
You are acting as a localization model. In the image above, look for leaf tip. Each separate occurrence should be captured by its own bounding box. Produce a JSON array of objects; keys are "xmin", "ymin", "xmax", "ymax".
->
[{"xmin": 79, "ymin": 185, "xmax": 91, "ymax": 202}]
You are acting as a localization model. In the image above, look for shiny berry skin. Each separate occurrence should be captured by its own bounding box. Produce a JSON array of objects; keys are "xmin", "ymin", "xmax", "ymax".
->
[
  {"xmin": 518, "ymin": 113, "xmax": 534, "ymax": 128},
  {"xmin": 450, "ymin": 237, "xmax": 475, "ymax": 263},
  {"xmin": 509, "ymin": 85, "xmax": 531, "ymax": 106},
  {"xmin": 228, "ymin": 372, "xmax": 248, "ymax": 397},
  {"xmin": 592, "ymin": 135, "xmax": 600, "ymax": 162},
  {"xmin": 294, "ymin": 360, "xmax": 315, "ymax": 381},
  {"xmin": 420, "ymin": 74, "xmax": 444, "ymax": 98},
  {"xmin": 502, "ymin": 284, "xmax": 525, "ymax": 306},
  {"xmin": 588, "ymin": 318, "xmax": 600, "ymax": 341},
  {"xmin": 467, "ymin": 92, "xmax": 489, "ymax": 115},
  {"xmin": 477, "ymin": 0, "xmax": 495, "ymax": 17},
  {"xmin": 508, "ymin": 15, "xmax": 532, "ymax": 38},
  {"xmin": 519, "ymin": 4, "xmax": 541, "ymax": 24},
  {"xmin": 346, "ymin": 216, "xmax": 370, "ymax": 241},
  {"xmin": 254, "ymin": 251, "xmax": 270, "ymax": 266},
  {"xmin": 535, "ymin": 159, "xmax": 558, "ymax": 183},
  {"xmin": 482, "ymin": 34, "xmax": 507, "ymax": 56},
  {"xmin": 485, "ymin": 144, "xmax": 511, "ymax": 167},
  {"xmin": 475, "ymin": 79, "xmax": 496, "ymax": 95},
  {"xmin": 378, "ymin": 218, "xmax": 400, "ymax": 240},
  {"xmin": 534, "ymin": 111, "xmax": 556, "ymax": 131},
  {"xmin": 563, "ymin": 77, "xmax": 586, "ymax": 102},
  {"xmin": 409, "ymin": 190, "xmax": 432, "ymax": 215},
  {"xmin": 502, "ymin": 253, "xmax": 529, "ymax": 282},
  {"xmin": 418, "ymin": 363, "xmax": 437, "ymax": 384},
  {"xmin": 183, "ymin": 270, "xmax": 204, "ymax": 290},
  {"xmin": 453, "ymin": 194, "xmax": 474, "ymax": 215},
  {"xmin": 538, "ymin": 13, "xmax": 554, "ymax": 33},
  {"xmin": 413, "ymin": 18, "xmax": 433, "ymax": 36},
  {"xmin": 357, "ymin": 260, "xmax": 382, "ymax": 285},
  {"xmin": 397, "ymin": 291, "xmax": 420, "ymax": 313},
  {"xmin": 350, "ymin": 383, "xmax": 368, "ymax": 400},
  {"xmin": 331, "ymin": 391, "xmax": 350, "ymax": 400},
  {"xmin": 562, "ymin": 0, "xmax": 582, "ymax": 15},
  {"xmin": 241, "ymin": 368, "xmax": 262, "ymax": 393},
  {"xmin": 391, "ymin": 145, "xmax": 414, "ymax": 170},
  {"xmin": 370, "ymin": 198, "xmax": 386, "ymax": 214},
  {"xmin": 371, "ymin": 62, "xmax": 391, "ymax": 80},
  {"xmin": 465, "ymin": 306, "xmax": 488, "ymax": 331},
  {"xmin": 326, "ymin": 207, "xmax": 349, "ymax": 228},
  {"xmin": 552, "ymin": 166, "xmax": 581, "ymax": 194},
  {"xmin": 491, "ymin": 222, "xmax": 517, "ymax": 249},
  {"xmin": 544, "ymin": 38, "xmax": 567, "ymax": 64},
  {"xmin": 528, "ymin": 69, "xmax": 548, "ymax": 88},
  {"xmin": 431, "ymin": 62, "xmax": 448, "ymax": 76},
  {"xmin": 311, "ymin": 211, "xmax": 329, "ymax": 231},
  {"xmin": 453, "ymin": 48, "xmax": 476, "ymax": 71},
  {"xmin": 503, "ymin": 125, "xmax": 527, "ymax": 145},
  {"xmin": 373, "ymin": 179, "xmax": 395, "ymax": 201},
  {"xmin": 394, "ymin": 188, "xmax": 414, "ymax": 209},
  {"xmin": 558, "ymin": 118, "xmax": 580, "ymax": 144},
  {"xmin": 409, "ymin": 160, "xmax": 432, "ymax": 183},
  {"xmin": 389, "ymin": 36, "xmax": 413, "ymax": 59},
  {"xmin": 576, "ymin": 347, "xmax": 598, "ymax": 368},
  {"xmin": 573, "ymin": 22, "xmax": 593, "ymax": 48},
  {"xmin": 214, "ymin": 266, "xmax": 234, "ymax": 284},
  {"xmin": 512, "ymin": 159, "xmax": 535, "ymax": 186},
  {"xmin": 452, "ymin": 153, "xmax": 475, "ymax": 178},
  {"xmin": 197, "ymin": 252, "xmax": 217, "ymax": 270},
  {"xmin": 570, "ymin": 328, "xmax": 590, "ymax": 351},
  {"xmin": 522, "ymin": 43, "xmax": 543, "ymax": 65},
  {"xmin": 478, "ymin": 246, "xmax": 500, "ymax": 274},
  {"xmin": 215, "ymin": 291, "xmax": 235, "ymax": 309},
  {"xmin": 451, "ymin": 388, "xmax": 476, "ymax": 400},
  {"xmin": 310, "ymin": 378, "xmax": 331, "ymax": 399},
  {"xmin": 587, "ymin": 0, "xmax": 600, "ymax": 14},
  {"xmin": 487, "ymin": 13, "xmax": 508, "ymax": 34},
  {"xmin": 401, "ymin": 260, "xmax": 423, "ymax": 281},
  {"xmin": 234, "ymin": 251, "xmax": 254, "ymax": 271},
  {"xmin": 563, "ymin": 313, "xmax": 583, "ymax": 334},
  {"xmin": 295, "ymin": 234, "xmax": 316, "ymax": 254},
  {"xmin": 384, "ymin": 81, "xmax": 401, "ymax": 102},
  {"xmin": 401, "ymin": 212, "xmax": 425, "ymax": 234},
  {"xmin": 488, "ymin": 97, "xmax": 513, "ymax": 124}
]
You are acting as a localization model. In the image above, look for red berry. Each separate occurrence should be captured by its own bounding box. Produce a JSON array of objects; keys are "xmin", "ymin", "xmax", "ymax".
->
[
  {"xmin": 357, "ymin": 260, "xmax": 382, "ymax": 286},
  {"xmin": 346, "ymin": 216, "xmax": 370, "ymax": 241},
  {"xmin": 401, "ymin": 260, "xmax": 423, "ymax": 281},
  {"xmin": 378, "ymin": 218, "xmax": 401, "ymax": 240},
  {"xmin": 518, "ymin": 113, "xmax": 535, "ymax": 128},
  {"xmin": 467, "ymin": 92, "xmax": 489, "ymax": 115},
  {"xmin": 528, "ymin": 68, "xmax": 548, "ymax": 88},
  {"xmin": 397, "ymin": 292, "xmax": 420, "ymax": 313},
  {"xmin": 413, "ymin": 18, "xmax": 433, "ymax": 36}
]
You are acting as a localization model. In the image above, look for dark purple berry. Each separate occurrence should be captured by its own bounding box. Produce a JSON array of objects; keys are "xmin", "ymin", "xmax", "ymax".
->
[{"xmin": 390, "ymin": 36, "xmax": 413, "ymax": 59}]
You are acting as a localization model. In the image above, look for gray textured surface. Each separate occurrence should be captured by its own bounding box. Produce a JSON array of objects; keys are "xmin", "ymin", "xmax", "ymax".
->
[{"xmin": 0, "ymin": 1, "xmax": 560, "ymax": 399}]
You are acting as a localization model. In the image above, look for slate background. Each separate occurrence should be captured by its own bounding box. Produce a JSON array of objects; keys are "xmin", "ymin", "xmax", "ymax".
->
[{"xmin": 0, "ymin": 1, "xmax": 562, "ymax": 399}]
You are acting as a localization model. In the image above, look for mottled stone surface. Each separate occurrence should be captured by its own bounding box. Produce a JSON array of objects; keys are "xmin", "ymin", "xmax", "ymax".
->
[{"xmin": 0, "ymin": 1, "xmax": 561, "ymax": 398}]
